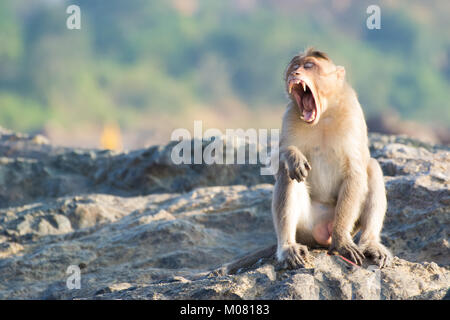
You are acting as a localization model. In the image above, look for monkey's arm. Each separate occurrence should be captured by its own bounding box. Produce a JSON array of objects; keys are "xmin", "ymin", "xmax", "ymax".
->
[
  {"xmin": 271, "ymin": 145, "xmax": 312, "ymax": 269},
  {"xmin": 329, "ymin": 158, "xmax": 368, "ymax": 265}
]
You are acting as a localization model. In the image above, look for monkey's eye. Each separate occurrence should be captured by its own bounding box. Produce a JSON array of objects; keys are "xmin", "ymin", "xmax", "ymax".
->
[{"xmin": 304, "ymin": 61, "xmax": 314, "ymax": 69}]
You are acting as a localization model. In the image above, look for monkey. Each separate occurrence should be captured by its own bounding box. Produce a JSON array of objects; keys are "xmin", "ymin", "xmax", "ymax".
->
[
  {"xmin": 272, "ymin": 48, "xmax": 392, "ymax": 269},
  {"xmin": 214, "ymin": 48, "xmax": 391, "ymax": 275}
]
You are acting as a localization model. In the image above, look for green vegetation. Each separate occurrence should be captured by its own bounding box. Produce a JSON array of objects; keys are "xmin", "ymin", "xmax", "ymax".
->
[{"xmin": 0, "ymin": 0, "xmax": 449, "ymax": 132}]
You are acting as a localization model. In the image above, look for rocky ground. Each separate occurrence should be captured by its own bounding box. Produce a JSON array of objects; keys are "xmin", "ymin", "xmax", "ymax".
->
[{"xmin": 0, "ymin": 127, "xmax": 448, "ymax": 299}]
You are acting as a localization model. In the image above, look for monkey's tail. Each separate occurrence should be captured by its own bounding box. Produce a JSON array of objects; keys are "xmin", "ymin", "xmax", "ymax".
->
[{"xmin": 212, "ymin": 244, "xmax": 277, "ymax": 276}]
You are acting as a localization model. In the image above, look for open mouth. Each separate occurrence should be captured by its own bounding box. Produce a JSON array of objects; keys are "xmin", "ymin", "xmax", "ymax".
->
[{"xmin": 288, "ymin": 79, "xmax": 317, "ymax": 123}]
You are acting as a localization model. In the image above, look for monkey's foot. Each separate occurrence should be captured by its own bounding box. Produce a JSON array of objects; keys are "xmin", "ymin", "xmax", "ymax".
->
[
  {"xmin": 329, "ymin": 240, "xmax": 365, "ymax": 266},
  {"xmin": 359, "ymin": 241, "xmax": 392, "ymax": 268},
  {"xmin": 276, "ymin": 243, "xmax": 310, "ymax": 270}
]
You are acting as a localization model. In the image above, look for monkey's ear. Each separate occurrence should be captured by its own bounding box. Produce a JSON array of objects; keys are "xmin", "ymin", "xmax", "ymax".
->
[{"xmin": 336, "ymin": 66, "xmax": 346, "ymax": 80}]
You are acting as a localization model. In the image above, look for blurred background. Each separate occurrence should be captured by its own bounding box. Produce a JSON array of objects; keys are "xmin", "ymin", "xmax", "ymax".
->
[{"xmin": 0, "ymin": 0, "xmax": 449, "ymax": 150}]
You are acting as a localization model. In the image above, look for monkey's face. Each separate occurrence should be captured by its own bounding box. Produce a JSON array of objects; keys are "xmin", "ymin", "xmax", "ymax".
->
[{"xmin": 285, "ymin": 55, "xmax": 344, "ymax": 125}]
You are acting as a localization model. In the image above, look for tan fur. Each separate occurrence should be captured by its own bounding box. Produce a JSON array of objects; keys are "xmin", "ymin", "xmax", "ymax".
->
[
  {"xmin": 215, "ymin": 49, "xmax": 391, "ymax": 274},
  {"xmin": 272, "ymin": 49, "xmax": 391, "ymax": 268}
]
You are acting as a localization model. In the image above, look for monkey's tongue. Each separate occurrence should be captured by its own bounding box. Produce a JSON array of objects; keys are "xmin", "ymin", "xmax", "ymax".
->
[
  {"xmin": 293, "ymin": 87, "xmax": 316, "ymax": 123},
  {"xmin": 302, "ymin": 93, "xmax": 316, "ymax": 122},
  {"xmin": 303, "ymin": 109, "xmax": 316, "ymax": 122}
]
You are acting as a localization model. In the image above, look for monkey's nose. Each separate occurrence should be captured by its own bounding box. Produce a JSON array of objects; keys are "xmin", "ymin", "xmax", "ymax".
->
[{"xmin": 293, "ymin": 71, "xmax": 301, "ymax": 76}]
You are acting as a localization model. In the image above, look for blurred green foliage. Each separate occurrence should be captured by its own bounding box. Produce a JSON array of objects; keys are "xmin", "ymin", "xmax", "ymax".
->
[{"xmin": 0, "ymin": 0, "xmax": 449, "ymax": 132}]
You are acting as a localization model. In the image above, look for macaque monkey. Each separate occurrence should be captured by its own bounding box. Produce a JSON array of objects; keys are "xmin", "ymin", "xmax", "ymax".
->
[
  {"xmin": 272, "ymin": 48, "xmax": 391, "ymax": 269},
  {"xmin": 216, "ymin": 49, "xmax": 391, "ymax": 275}
]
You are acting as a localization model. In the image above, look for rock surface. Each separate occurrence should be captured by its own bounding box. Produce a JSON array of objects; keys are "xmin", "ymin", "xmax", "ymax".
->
[{"xmin": 0, "ymin": 127, "xmax": 448, "ymax": 299}]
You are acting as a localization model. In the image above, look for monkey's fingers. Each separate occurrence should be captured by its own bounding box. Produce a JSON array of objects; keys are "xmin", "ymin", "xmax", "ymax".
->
[
  {"xmin": 287, "ymin": 251, "xmax": 303, "ymax": 268},
  {"xmin": 305, "ymin": 161, "xmax": 312, "ymax": 171},
  {"xmin": 361, "ymin": 243, "xmax": 392, "ymax": 268},
  {"xmin": 329, "ymin": 243, "xmax": 365, "ymax": 266},
  {"xmin": 296, "ymin": 246, "xmax": 310, "ymax": 263},
  {"xmin": 347, "ymin": 248, "xmax": 364, "ymax": 266},
  {"xmin": 287, "ymin": 254, "xmax": 304, "ymax": 269},
  {"xmin": 346, "ymin": 245, "xmax": 365, "ymax": 265},
  {"xmin": 292, "ymin": 163, "xmax": 310, "ymax": 182},
  {"xmin": 298, "ymin": 165, "xmax": 309, "ymax": 179},
  {"xmin": 379, "ymin": 255, "xmax": 388, "ymax": 268},
  {"xmin": 289, "ymin": 168, "xmax": 305, "ymax": 182},
  {"xmin": 288, "ymin": 169, "xmax": 301, "ymax": 182},
  {"xmin": 281, "ymin": 244, "xmax": 309, "ymax": 269}
]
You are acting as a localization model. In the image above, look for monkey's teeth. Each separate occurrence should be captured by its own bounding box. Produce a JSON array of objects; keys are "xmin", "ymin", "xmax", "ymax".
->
[
  {"xmin": 302, "ymin": 82, "xmax": 306, "ymax": 92},
  {"xmin": 288, "ymin": 82, "xmax": 293, "ymax": 94}
]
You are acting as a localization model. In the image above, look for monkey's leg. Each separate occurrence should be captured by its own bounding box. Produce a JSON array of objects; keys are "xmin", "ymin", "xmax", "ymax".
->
[
  {"xmin": 329, "ymin": 166, "xmax": 367, "ymax": 265},
  {"xmin": 272, "ymin": 167, "xmax": 312, "ymax": 269},
  {"xmin": 358, "ymin": 158, "xmax": 392, "ymax": 268}
]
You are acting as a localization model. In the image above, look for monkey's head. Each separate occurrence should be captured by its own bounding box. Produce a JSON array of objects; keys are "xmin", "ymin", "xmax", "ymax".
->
[{"xmin": 285, "ymin": 48, "xmax": 346, "ymax": 125}]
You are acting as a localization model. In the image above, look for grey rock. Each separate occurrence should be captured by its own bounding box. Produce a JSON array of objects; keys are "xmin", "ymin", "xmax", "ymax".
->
[
  {"xmin": 0, "ymin": 128, "xmax": 448, "ymax": 299},
  {"xmin": 0, "ymin": 130, "xmax": 273, "ymax": 209}
]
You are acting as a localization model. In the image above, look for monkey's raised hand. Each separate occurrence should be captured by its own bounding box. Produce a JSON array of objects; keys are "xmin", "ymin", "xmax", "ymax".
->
[{"xmin": 281, "ymin": 146, "xmax": 311, "ymax": 182}]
